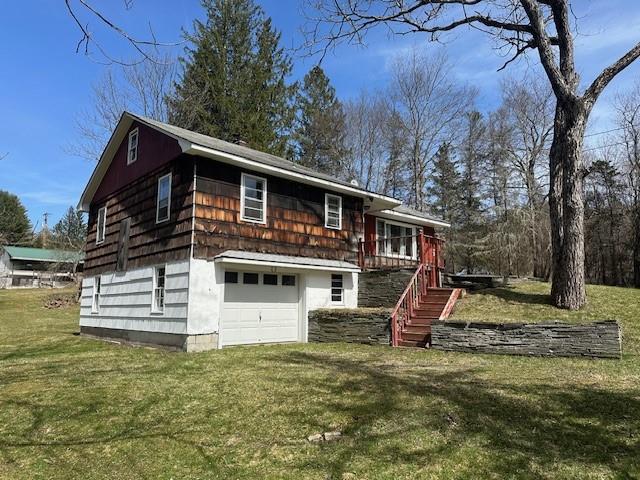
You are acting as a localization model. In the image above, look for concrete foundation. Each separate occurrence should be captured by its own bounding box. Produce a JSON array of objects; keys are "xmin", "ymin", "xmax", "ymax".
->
[{"xmin": 80, "ymin": 326, "xmax": 218, "ymax": 352}]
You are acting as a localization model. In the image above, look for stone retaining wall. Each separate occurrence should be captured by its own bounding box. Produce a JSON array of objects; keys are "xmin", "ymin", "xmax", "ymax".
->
[
  {"xmin": 308, "ymin": 308, "xmax": 392, "ymax": 345},
  {"xmin": 358, "ymin": 269, "xmax": 415, "ymax": 307},
  {"xmin": 431, "ymin": 320, "xmax": 621, "ymax": 358}
]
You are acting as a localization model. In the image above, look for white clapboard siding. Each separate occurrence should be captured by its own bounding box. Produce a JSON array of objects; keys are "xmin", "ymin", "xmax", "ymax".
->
[{"xmin": 80, "ymin": 260, "xmax": 190, "ymax": 334}]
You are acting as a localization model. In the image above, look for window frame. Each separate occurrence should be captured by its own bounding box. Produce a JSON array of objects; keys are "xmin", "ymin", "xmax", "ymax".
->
[
  {"xmin": 324, "ymin": 193, "xmax": 343, "ymax": 230},
  {"xmin": 156, "ymin": 173, "xmax": 172, "ymax": 224},
  {"xmin": 91, "ymin": 276, "xmax": 101, "ymax": 314},
  {"xmin": 331, "ymin": 274, "xmax": 344, "ymax": 304},
  {"xmin": 151, "ymin": 265, "xmax": 166, "ymax": 314},
  {"xmin": 127, "ymin": 128, "xmax": 139, "ymax": 165},
  {"xmin": 240, "ymin": 172, "xmax": 267, "ymax": 224},
  {"xmin": 96, "ymin": 206, "xmax": 107, "ymax": 245},
  {"xmin": 375, "ymin": 219, "xmax": 417, "ymax": 259}
]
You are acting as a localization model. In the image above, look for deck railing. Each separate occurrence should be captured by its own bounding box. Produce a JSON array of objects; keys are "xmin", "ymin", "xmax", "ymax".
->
[
  {"xmin": 389, "ymin": 263, "xmax": 427, "ymax": 347},
  {"xmin": 357, "ymin": 230, "xmax": 445, "ymax": 286}
]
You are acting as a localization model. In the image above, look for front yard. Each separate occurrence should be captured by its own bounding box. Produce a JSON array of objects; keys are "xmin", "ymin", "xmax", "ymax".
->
[{"xmin": 1, "ymin": 284, "xmax": 639, "ymax": 479}]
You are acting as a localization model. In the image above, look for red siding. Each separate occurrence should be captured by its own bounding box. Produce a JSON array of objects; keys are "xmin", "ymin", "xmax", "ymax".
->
[
  {"xmin": 364, "ymin": 214, "xmax": 377, "ymax": 255},
  {"xmin": 93, "ymin": 121, "xmax": 183, "ymax": 202}
]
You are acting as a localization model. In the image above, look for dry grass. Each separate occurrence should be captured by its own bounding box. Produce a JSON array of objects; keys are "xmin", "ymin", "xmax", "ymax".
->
[{"xmin": 0, "ymin": 285, "xmax": 639, "ymax": 479}]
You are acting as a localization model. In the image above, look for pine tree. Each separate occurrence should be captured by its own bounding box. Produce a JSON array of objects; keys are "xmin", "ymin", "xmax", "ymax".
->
[
  {"xmin": 52, "ymin": 207, "xmax": 87, "ymax": 251},
  {"xmin": 456, "ymin": 111, "xmax": 488, "ymax": 273},
  {"xmin": 168, "ymin": 0, "xmax": 296, "ymax": 156},
  {"xmin": 427, "ymin": 143, "xmax": 461, "ymax": 224},
  {"xmin": 294, "ymin": 65, "xmax": 347, "ymax": 174},
  {"xmin": 0, "ymin": 191, "xmax": 31, "ymax": 245}
]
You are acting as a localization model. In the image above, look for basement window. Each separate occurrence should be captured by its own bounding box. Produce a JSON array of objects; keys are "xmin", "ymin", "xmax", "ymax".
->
[
  {"xmin": 127, "ymin": 128, "xmax": 139, "ymax": 165},
  {"xmin": 152, "ymin": 266, "xmax": 166, "ymax": 313},
  {"xmin": 96, "ymin": 206, "xmax": 107, "ymax": 245},
  {"xmin": 91, "ymin": 276, "xmax": 101, "ymax": 314},
  {"xmin": 325, "ymin": 194, "xmax": 342, "ymax": 230},
  {"xmin": 156, "ymin": 173, "xmax": 172, "ymax": 223},
  {"xmin": 331, "ymin": 274, "xmax": 343, "ymax": 303}
]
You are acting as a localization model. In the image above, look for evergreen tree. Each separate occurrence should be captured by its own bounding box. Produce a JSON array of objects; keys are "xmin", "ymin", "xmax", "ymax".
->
[
  {"xmin": 52, "ymin": 207, "xmax": 87, "ymax": 251},
  {"xmin": 456, "ymin": 111, "xmax": 488, "ymax": 273},
  {"xmin": 427, "ymin": 143, "xmax": 461, "ymax": 224},
  {"xmin": 168, "ymin": 0, "xmax": 296, "ymax": 156},
  {"xmin": 294, "ymin": 65, "xmax": 347, "ymax": 174},
  {"xmin": 0, "ymin": 190, "xmax": 31, "ymax": 245}
]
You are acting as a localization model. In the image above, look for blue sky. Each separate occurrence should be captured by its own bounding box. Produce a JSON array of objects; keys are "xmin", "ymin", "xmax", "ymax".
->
[{"xmin": 1, "ymin": 0, "xmax": 639, "ymax": 228}]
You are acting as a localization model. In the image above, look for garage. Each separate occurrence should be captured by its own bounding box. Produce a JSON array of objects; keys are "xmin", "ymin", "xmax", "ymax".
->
[{"xmin": 221, "ymin": 270, "xmax": 301, "ymax": 346}]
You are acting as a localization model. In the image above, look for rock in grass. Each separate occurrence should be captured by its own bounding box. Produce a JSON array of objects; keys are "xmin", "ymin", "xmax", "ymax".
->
[
  {"xmin": 323, "ymin": 431, "xmax": 342, "ymax": 441},
  {"xmin": 307, "ymin": 433, "xmax": 323, "ymax": 443}
]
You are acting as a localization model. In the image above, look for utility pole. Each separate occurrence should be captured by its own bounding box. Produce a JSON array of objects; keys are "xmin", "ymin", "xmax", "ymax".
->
[{"xmin": 42, "ymin": 212, "xmax": 51, "ymax": 248}]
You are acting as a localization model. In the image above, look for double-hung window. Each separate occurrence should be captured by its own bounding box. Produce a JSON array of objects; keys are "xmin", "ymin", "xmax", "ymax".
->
[
  {"xmin": 331, "ymin": 274, "xmax": 344, "ymax": 303},
  {"xmin": 152, "ymin": 266, "xmax": 166, "ymax": 313},
  {"xmin": 91, "ymin": 277, "xmax": 101, "ymax": 313},
  {"xmin": 241, "ymin": 173, "xmax": 267, "ymax": 223},
  {"xmin": 127, "ymin": 128, "xmax": 139, "ymax": 165},
  {"xmin": 96, "ymin": 206, "xmax": 107, "ymax": 244},
  {"xmin": 325, "ymin": 194, "xmax": 342, "ymax": 230},
  {"xmin": 156, "ymin": 173, "xmax": 172, "ymax": 223}
]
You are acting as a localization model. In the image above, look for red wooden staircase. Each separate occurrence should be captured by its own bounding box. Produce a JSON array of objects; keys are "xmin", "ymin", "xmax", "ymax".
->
[{"xmin": 390, "ymin": 265, "xmax": 462, "ymax": 348}]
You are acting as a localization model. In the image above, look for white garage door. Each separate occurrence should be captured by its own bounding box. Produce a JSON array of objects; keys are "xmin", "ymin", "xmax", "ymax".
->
[{"xmin": 221, "ymin": 271, "xmax": 301, "ymax": 346}]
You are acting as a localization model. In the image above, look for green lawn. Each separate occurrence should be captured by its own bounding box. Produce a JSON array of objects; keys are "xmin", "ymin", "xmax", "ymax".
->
[{"xmin": 1, "ymin": 284, "xmax": 639, "ymax": 480}]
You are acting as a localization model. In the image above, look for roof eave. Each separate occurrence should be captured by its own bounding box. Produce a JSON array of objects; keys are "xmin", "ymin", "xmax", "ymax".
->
[
  {"xmin": 375, "ymin": 209, "xmax": 451, "ymax": 228},
  {"xmin": 185, "ymin": 143, "xmax": 401, "ymax": 208}
]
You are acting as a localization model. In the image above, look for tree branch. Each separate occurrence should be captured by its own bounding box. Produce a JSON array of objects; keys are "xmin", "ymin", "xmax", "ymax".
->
[
  {"xmin": 584, "ymin": 40, "xmax": 640, "ymax": 106},
  {"xmin": 519, "ymin": 0, "xmax": 573, "ymax": 101}
]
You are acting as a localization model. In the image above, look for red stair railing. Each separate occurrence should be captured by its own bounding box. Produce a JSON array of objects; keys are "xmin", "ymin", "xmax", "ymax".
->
[{"xmin": 389, "ymin": 263, "xmax": 427, "ymax": 347}]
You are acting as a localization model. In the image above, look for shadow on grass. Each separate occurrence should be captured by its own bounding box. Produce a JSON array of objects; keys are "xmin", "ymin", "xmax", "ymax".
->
[
  {"xmin": 471, "ymin": 285, "xmax": 553, "ymax": 307},
  {"xmin": 268, "ymin": 350, "xmax": 640, "ymax": 478}
]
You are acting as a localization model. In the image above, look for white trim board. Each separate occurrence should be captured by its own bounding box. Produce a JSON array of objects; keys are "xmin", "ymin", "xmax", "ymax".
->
[{"xmin": 214, "ymin": 257, "xmax": 360, "ymax": 273}]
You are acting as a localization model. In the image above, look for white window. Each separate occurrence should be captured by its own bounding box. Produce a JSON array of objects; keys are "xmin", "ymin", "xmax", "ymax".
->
[
  {"xmin": 96, "ymin": 206, "xmax": 107, "ymax": 244},
  {"xmin": 152, "ymin": 266, "xmax": 166, "ymax": 313},
  {"xmin": 376, "ymin": 219, "xmax": 416, "ymax": 259},
  {"xmin": 325, "ymin": 194, "xmax": 342, "ymax": 230},
  {"xmin": 127, "ymin": 128, "xmax": 139, "ymax": 165},
  {"xmin": 331, "ymin": 274, "xmax": 343, "ymax": 303},
  {"xmin": 156, "ymin": 173, "xmax": 172, "ymax": 223},
  {"xmin": 240, "ymin": 173, "xmax": 267, "ymax": 224},
  {"xmin": 91, "ymin": 276, "xmax": 101, "ymax": 313}
]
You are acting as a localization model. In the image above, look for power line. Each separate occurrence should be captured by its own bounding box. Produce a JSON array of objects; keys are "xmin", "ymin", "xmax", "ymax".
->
[
  {"xmin": 584, "ymin": 126, "xmax": 626, "ymax": 138},
  {"xmin": 582, "ymin": 140, "xmax": 630, "ymax": 153}
]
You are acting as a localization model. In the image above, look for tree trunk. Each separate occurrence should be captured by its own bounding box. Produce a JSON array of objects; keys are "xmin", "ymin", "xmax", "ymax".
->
[{"xmin": 549, "ymin": 101, "xmax": 588, "ymax": 309}]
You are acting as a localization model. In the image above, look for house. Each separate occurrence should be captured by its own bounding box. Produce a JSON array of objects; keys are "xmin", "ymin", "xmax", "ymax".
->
[
  {"xmin": 0, "ymin": 246, "xmax": 83, "ymax": 289},
  {"xmin": 77, "ymin": 112, "xmax": 451, "ymax": 351}
]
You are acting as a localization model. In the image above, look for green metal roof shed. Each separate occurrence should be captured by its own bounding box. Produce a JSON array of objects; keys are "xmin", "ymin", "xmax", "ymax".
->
[{"xmin": 2, "ymin": 246, "xmax": 84, "ymax": 263}]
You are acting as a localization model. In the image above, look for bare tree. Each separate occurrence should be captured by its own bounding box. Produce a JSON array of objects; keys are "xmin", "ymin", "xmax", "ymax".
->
[
  {"xmin": 343, "ymin": 92, "xmax": 389, "ymax": 192},
  {"xmin": 305, "ymin": 0, "xmax": 640, "ymax": 308},
  {"xmin": 615, "ymin": 82, "xmax": 640, "ymax": 287},
  {"xmin": 64, "ymin": 0, "xmax": 179, "ymax": 65},
  {"xmin": 502, "ymin": 76, "xmax": 554, "ymax": 277},
  {"xmin": 72, "ymin": 56, "xmax": 176, "ymax": 161},
  {"xmin": 388, "ymin": 50, "xmax": 474, "ymax": 209}
]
